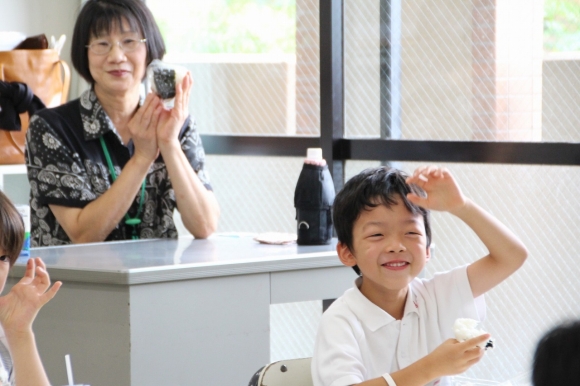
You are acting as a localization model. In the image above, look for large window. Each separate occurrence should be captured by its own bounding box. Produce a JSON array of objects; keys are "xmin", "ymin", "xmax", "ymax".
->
[
  {"xmin": 346, "ymin": 0, "xmax": 580, "ymax": 143},
  {"xmin": 148, "ymin": 0, "xmax": 320, "ymax": 136}
]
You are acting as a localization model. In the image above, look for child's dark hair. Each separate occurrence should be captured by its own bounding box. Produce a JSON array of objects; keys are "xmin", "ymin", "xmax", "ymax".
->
[
  {"xmin": 0, "ymin": 191, "xmax": 24, "ymax": 267},
  {"xmin": 532, "ymin": 320, "xmax": 580, "ymax": 386},
  {"xmin": 333, "ymin": 167, "xmax": 431, "ymax": 275}
]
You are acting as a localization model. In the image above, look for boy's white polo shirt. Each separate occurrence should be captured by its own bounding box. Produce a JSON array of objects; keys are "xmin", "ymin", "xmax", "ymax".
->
[{"xmin": 312, "ymin": 265, "xmax": 485, "ymax": 386}]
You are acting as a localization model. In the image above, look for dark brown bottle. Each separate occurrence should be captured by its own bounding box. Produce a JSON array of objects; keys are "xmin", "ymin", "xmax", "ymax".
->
[{"xmin": 294, "ymin": 148, "xmax": 335, "ymax": 245}]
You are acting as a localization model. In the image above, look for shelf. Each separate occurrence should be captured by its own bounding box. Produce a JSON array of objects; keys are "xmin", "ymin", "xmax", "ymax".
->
[{"xmin": 0, "ymin": 164, "xmax": 26, "ymax": 175}]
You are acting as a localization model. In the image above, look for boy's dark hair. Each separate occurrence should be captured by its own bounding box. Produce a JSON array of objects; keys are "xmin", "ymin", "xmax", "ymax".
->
[
  {"xmin": 333, "ymin": 167, "xmax": 431, "ymax": 275},
  {"xmin": 71, "ymin": 0, "xmax": 166, "ymax": 84},
  {"xmin": 0, "ymin": 190, "xmax": 24, "ymax": 267},
  {"xmin": 532, "ymin": 320, "xmax": 580, "ymax": 386}
]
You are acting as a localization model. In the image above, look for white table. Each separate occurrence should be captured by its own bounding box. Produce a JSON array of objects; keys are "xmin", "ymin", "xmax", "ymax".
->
[{"xmin": 7, "ymin": 235, "xmax": 354, "ymax": 386}]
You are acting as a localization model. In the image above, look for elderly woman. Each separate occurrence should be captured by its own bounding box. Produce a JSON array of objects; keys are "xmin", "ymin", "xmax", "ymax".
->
[{"xmin": 25, "ymin": 0, "xmax": 219, "ymax": 246}]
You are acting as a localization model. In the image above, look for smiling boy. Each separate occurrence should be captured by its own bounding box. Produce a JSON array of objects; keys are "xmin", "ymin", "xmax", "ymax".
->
[{"xmin": 311, "ymin": 166, "xmax": 528, "ymax": 386}]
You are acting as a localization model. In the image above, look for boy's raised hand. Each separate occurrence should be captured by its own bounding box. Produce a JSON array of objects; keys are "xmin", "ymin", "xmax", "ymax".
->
[
  {"xmin": 405, "ymin": 165, "xmax": 466, "ymax": 214},
  {"xmin": 0, "ymin": 257, "xmax": 61, "ymax": 334}
]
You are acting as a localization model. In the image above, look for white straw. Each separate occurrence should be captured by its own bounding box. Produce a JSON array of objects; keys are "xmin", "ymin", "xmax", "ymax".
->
[{"xmin": 65, "ymin": 354, "xmax": 74, "ymax": 385}]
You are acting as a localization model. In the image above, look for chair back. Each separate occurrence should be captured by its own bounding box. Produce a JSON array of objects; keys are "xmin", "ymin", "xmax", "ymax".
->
[{"xmin": 250, "ymin": 357, "xmax": 313, "ymax": 386}]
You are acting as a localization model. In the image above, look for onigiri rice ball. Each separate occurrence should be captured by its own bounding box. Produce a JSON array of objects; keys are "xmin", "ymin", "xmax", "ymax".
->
[
  {"xmin": 145, "ymin": 59, "xmax": 189, "ymax": 108},
  {"xmin": 453, "ymin": 318, "xmax": 494, "ymax": 350}
]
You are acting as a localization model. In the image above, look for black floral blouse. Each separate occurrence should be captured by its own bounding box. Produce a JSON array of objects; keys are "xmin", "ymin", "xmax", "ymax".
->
[{"xmin": 25, "ymin": 89, "xmax": 212, "ymax": 247}]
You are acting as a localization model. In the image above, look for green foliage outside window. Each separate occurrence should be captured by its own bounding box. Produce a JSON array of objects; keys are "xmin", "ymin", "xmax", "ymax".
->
[
  {"xmin": 150, "ymin": 0, "xmax": 296, "ymax": 55},
  {"xmin": 151, "ymin": 0, "xmax": 580, "ymax": 54},
  {"xmin": 544, "ymin": 0, "xmax": 580, "ymax": 52}
]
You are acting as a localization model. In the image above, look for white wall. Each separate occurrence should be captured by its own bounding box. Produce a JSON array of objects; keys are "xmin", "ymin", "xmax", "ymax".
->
[{"xmin": 2, "ymin": 0, "xmax": 32, "ymax": 33}]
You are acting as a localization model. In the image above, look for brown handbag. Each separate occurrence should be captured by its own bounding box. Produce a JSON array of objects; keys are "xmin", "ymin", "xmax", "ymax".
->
[{"xmin": 0, "ymin": 49, "xmax": 71, "ymax": 164}]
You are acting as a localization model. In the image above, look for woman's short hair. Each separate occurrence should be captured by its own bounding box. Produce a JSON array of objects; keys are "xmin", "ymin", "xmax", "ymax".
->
[
  {"xmin": 71, "ymin": 0, "xmax": 166, "ymax": 84},
  {"xmin": 0, "ymin": 191, "xmax": 24, "ymax": 267}
]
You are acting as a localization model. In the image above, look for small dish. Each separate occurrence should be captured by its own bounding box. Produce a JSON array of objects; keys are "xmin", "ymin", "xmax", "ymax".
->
[{"xmin": 253, "ymin": 232, "xmax": 297, "ymax": 245}]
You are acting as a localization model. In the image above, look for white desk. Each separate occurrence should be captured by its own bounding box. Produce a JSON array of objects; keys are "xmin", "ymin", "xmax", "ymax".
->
[{"xmin": 8, "ymin": 235, "xmax": 354, "ymax": 386}]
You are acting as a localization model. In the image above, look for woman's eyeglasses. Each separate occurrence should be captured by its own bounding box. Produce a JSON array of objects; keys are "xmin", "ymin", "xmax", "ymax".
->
[{"xmin": 86, "ymin": 38, "xmax": 147, "ymax": 55}]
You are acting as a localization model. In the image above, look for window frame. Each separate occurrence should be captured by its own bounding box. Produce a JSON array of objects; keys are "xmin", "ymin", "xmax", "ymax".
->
[{"xmin": 199, "ymin": 0, "xmax": 580, "ymax": 192}]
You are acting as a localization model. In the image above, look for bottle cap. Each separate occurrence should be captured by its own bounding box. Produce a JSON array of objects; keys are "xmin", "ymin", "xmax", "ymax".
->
[{"xmin": 306, "ymin": 148, "xmax": 323, "ymax": 161}]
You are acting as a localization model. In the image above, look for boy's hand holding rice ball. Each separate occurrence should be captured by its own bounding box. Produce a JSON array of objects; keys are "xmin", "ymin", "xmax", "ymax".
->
[{"xmin": 454, "ymin": 318, "xmax": 494, "ymax": 350}]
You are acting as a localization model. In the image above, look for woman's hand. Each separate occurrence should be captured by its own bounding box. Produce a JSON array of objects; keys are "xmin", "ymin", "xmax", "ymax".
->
[
  {"xmin": 0, "ymin": 258, "xmax": 61, "ymax": 335},
  {"xmin": 405, "ymin": 165, "xmax": 467, "ymax": 214},
  {"xmin": 156, "ymin": 72, "xmax": 193, "ymax": 151},
  {"xmin": 127, "ymin": 92, "xmax": 162, "ymax": 164}
]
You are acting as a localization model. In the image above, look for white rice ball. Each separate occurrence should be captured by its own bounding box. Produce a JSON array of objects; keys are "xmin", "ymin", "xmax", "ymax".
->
[
  {"xmin": 453, "ymin": 318, "xmax": 494, "ymax": 350},
  {"xmin": 145, "ymin": 59, "xmax": 189, "ymax": 108}
]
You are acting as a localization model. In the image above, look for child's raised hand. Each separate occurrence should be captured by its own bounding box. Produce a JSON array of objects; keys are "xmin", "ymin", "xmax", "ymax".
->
[
  {"xmin": 0, "ymin": 257, "xmax": 61, "ymax": 335},
  {"xmin": 426, "ymin": 334, "xmax": 490, "ymax": 378},
  {"xmin": 405, "ymin": 165, "xmax": 466, "ymax": 214}
]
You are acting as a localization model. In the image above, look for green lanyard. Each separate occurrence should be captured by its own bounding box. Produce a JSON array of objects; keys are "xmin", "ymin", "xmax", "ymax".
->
[{"xmin": 99, "ymin": 136, "xmax": 146, "ymax": 240}]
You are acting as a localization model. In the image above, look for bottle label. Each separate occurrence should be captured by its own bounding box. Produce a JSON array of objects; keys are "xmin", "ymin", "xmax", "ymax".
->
[{"xmin": 296, "ymin": 209, "xmax": 333, "ymax": 245}]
